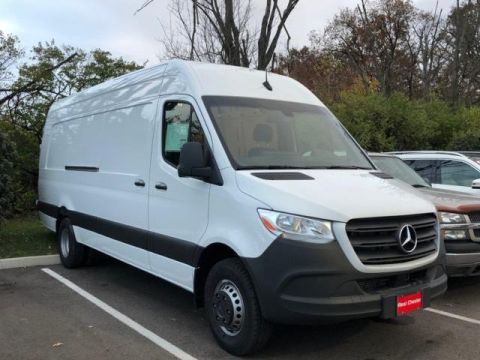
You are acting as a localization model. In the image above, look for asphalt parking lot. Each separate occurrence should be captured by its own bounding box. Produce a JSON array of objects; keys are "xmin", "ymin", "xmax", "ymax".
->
[{"xmin": 2, "ymin": 259, "xmax": 480, "ymax": 360}]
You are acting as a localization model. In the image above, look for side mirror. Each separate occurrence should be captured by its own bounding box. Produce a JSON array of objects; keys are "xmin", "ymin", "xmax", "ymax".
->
[
  {"xmin": 178, "ymin": 142, "xmax": 212, "ymax": 179},
  {"xmin": 472, "ymin": 179, "xmax": 480, "ymax": 189}
]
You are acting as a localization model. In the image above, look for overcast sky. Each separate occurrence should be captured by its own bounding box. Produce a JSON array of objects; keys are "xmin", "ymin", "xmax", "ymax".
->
[{"xmin": 0, "ymin": 0, "xmax": 457, "ymax": 66}]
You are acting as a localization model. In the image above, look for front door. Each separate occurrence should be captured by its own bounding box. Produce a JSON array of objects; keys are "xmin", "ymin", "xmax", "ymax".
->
[{"xmin": 148, "ymin": 96, "xmax": 211, "ymax": 290}]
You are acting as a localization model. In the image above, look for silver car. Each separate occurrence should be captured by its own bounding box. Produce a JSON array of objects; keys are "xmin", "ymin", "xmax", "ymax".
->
[{"xmin": 391, "ymin": 151, "xmax": 480, "ymax": 195}]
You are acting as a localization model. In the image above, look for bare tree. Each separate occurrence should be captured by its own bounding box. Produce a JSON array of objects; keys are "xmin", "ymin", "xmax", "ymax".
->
[
  {"xmin": 445, "ymin": 0, "xmax": 480, "ymax": 106},
  {"xmin": 257, "ymin": 0, "xmax": 299, "ymax": 69},
  {"xmin": 138, "ymin": 0, "xmax": 299, "ymax": 69},
  {"xmin": 409, "ymin": 3, "xmax": 446, "ymax": 99},
  {"xmin": 157, "ymin": 0, "xmax": 252, "ymax": 64}
]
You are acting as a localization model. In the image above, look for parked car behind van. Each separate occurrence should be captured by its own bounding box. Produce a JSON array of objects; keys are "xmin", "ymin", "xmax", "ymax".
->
[
  {"xmin": 38, "ymin": 60, "xmax": 447, "ymax": 355},
  {"xmin": 370, "ymin": 153, "xmax": 480, "ymax": 277},
  {"xmin": 392, "ymin": 151, "xmax": 480, "ymax": 195}
]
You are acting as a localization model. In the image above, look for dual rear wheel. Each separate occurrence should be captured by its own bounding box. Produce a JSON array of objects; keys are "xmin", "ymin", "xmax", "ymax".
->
[{"xmin": 57, "ymin": 218, "xmax": 88, "ymax": 268}]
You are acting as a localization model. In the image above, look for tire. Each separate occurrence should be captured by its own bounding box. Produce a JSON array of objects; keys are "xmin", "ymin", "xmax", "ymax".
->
[
  {"xmin": 57, "ymin": 218, "xmax": 88, "ymax": 268},
  {"xmin": 204, "ymin": 258, "xmax": 272, "ymax": 356}
]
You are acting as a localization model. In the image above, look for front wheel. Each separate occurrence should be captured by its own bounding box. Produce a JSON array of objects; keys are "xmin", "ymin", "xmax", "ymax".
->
[
  {"xmin": 204, "ymin": 258, "xmax": 271, "ymax": 356},
  {"xmin": 57, "ymin": 218, "xmax": 88, "ymax": 268}
]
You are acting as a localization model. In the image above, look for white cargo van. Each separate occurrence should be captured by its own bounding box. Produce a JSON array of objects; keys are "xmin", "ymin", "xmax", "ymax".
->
[{"xmin": 38, "ymin": 60, "xmax": 447, "ymax": 355}]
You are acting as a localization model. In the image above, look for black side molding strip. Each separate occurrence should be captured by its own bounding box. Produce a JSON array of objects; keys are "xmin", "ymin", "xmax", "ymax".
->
[
  {"xmin": 65, "ymin": 166, "xmax": 99, "ymax": 172},
  {"xmin": 37, "ymin": 201, "xmax": 59, "ymax": 218},
  {"xmin": 37, "ymin": 201, "xmax": 199, "ymax": 266}
]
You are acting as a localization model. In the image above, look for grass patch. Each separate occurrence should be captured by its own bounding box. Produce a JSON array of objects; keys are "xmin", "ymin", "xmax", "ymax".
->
[{"xmin": 0, "ymin": 213, "xmax": 57, "ymax": 259}]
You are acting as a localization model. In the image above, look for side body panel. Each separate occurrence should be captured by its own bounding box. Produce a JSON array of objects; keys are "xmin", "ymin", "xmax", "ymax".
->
[{"xmin": 39, "ymin": 98, "xmax": 157, "ymax": 270}]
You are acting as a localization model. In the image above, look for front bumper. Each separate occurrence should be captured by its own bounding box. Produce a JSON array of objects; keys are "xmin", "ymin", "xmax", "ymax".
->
[
  {"xmin": 244, "ymin": 237, "xmax": 447, "ymax": 325},
  {"xmin": 445, "ymin": 241, "xmax": 480, "ymax": 276},
  {"xmin": 446, "ymin": 253, "xmax": 480, "ymax": 276}
]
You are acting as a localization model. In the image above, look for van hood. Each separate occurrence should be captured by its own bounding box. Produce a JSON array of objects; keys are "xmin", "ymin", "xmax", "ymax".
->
[
  {"xmin": 236, "ymin": 170, "xmax": 437, "ymax": 223},
  {"xmin": 417, "ymin": 187, "xmax": 480, "ymax": 213}
]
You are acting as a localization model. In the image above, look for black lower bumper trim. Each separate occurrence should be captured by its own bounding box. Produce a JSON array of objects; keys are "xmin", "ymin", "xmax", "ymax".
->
[{"xmin": 244, "ymin": 237, "xmax": 447, "ymax": 325}]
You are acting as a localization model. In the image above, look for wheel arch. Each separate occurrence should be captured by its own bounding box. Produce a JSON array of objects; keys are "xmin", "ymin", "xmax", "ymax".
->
[
  {"xmin": 55, "ymin": 206, "xmax": 69, "ymax": 233},
  {"xmin": 193, "ymin": 243, "xmax": 240, "ymax": 307}
]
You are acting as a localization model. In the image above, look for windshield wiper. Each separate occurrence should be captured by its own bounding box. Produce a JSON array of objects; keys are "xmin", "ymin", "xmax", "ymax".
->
[
  {"xmin": 322, "ymin": 165, "xmax": 372, "ymax": 170},
  {"xmin": 239, "ymin": 165, "xmax": 306, "ymax": 170},
  {"xmin": 239, "ymin": 165, "xmax": 372, "ymax": 170}
]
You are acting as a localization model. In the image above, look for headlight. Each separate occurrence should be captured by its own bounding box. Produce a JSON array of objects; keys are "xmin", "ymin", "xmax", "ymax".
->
[
  {"xmin": 444, "ymin": 229, "xmax": 468, "ymax": 240},
  {"xmin": 439, "ymin": 212, "xmax": 469, "ymax": 240},
  {"xmin": 258, "ymin": 209, "xmax": 334, "ymax": 242},
  {"xmin": 439, "ymin": 212, "xmax": 467, "ymax": 224}
]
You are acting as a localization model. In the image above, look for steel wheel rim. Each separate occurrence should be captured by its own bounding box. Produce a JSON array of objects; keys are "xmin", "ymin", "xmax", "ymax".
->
[
  {"xmin": 213, "ymin": 279, "xmax": 245, "ymax": 336},
  {"xmin": 60, "ymin": 227, "xmax": 70, "ymax": 258}
]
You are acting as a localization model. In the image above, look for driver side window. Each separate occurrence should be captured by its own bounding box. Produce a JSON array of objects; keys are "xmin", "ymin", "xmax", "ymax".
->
[
  {"xmin": 162, "ymin": 101, "xmax": 205, "ymax": 167},
  {"xmin": 438, "ymin": 160, "xmax": 480, "ymax": 187}
]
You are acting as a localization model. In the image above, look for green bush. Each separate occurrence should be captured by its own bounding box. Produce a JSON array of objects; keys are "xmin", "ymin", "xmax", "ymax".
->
[
  {"xmin": 449, "ymin": 107, "xmax": 480, "ymax": 150},
  {"xmin": 0, "ymin": 122, "xmax": 39, "ymax": 218},
  {"xmin": 0, "ymin": 131, "xmax": 17, "ymax": 220},
  {"xmin": 330, "ymin": 92, "xmax": 458, "ymax": 152}
]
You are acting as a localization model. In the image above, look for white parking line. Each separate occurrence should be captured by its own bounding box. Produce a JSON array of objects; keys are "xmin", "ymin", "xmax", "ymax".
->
[
  {"xmin": 41, "ymin": 268, "xmax": 198, "ymax": 360},
  {"xmin": 426, "ymin": 307, "xmax": 480, "ymax": 326}
]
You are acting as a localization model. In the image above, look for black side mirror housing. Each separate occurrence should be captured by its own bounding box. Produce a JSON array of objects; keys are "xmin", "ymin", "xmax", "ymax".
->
[{"xmin": 178, "ymin": 142, "xmax": 223, "ymax": 185}]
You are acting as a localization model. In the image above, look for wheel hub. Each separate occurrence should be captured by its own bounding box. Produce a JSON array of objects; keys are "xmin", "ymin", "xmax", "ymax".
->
[{"xmin": 213, "ymin": 280, "xmax": 244, "ymax": 336}]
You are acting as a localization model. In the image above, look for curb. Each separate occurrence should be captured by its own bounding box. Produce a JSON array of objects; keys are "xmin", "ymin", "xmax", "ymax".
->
[{"xmin": 0, "ymin": 254, "xmax": 60, "ymax": 270}]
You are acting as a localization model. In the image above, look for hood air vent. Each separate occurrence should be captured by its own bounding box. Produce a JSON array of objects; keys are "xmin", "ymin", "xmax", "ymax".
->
[
  {"xmin": 370, "ymin": 172, "xmax": 394, "ymax": 179},
  {"xmin": 252, "ymin": 172, "xmax": 314, "ymax": 180}
]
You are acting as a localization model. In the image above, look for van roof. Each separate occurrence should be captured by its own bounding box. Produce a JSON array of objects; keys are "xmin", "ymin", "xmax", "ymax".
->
[{"xmin": 48, "ymin": 59, "xmax": 322, "ymax": 119}]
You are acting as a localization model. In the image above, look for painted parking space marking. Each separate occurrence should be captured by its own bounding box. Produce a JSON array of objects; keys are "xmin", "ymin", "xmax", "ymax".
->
[
  {"xmin": 426, "ymin": 307, "xmax": 480, "ymax": 326},
  {"xmin": 41, "ymin": 268, "xmax": 198, "ymax": 360}
]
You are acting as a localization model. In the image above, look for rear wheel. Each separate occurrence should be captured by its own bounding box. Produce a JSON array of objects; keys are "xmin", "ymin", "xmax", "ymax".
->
[
  {"xmin": 204, "ymin": 258, "xmax": 271, "ymax": 356},
  {"xmin": 57, "ymin": 218, "xmax": 88, "ymax": 268}
]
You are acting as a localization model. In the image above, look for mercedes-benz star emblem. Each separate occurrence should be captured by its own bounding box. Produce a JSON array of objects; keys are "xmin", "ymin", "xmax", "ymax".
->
[{"xmin": 397, "ymin": 224, "xmax": 418, "ymax": 254}]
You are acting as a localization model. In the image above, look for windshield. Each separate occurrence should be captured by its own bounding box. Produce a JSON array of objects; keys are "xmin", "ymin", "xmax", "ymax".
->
[
  {"xmin": 202, "ymin": 96, "xmax": 373, "ymax": 170},
  {"xmin": 370, "ymin": 155, "xmax": 430, "ymax": 188}
]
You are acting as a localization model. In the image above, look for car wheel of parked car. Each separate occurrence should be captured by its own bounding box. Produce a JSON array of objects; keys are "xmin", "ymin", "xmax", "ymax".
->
[
  {"xmin": 57, "ymin": 218, "xmax": 88, "ymax": 268},
  {"xmin": 204, "ymin": 258, "xmax": 271, "ymax": 356}
]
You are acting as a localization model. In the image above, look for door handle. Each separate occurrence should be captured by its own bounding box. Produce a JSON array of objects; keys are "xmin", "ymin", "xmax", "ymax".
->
[
  {"xmin": 134, "ymin": 179, "xmax": 145, "ymax": 187},
  {"xmin": 155, "ymin": 182, "xmax": 168, "ymax": 190}
]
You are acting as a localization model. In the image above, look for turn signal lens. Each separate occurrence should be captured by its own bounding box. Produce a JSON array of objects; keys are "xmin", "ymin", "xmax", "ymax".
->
[{"xmin": 257, "ymin": 209, "xmax": 334, "ymax": 243}]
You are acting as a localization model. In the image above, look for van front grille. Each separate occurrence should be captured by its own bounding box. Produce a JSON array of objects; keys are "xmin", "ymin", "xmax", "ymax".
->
[{"xmin": 346, "ymin": 214, "xmax": 437, "ymax": 265}]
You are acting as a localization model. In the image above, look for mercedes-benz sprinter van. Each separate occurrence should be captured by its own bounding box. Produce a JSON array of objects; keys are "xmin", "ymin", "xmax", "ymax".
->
[{"xmin": 38, "ymin": 60, "xmax": 447, "ymax": 355}]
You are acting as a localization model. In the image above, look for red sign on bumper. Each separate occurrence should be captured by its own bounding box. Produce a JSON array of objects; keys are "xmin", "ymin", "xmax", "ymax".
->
[{"xmin": 397, "ymin": 292, "xmax": 422, "ymax": 315}]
